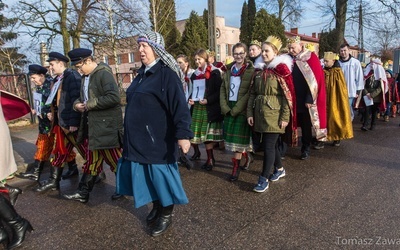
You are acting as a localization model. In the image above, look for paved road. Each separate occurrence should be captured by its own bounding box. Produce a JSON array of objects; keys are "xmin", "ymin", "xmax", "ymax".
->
[{"xmin": 4, "ymin": 115, "xmax": 400, "ymax": 249}]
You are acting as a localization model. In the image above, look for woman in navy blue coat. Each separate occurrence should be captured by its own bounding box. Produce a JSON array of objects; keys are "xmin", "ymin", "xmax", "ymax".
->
[{"xmin": 116, "ymin": 31, "xmax": 193, "ymax": 237}]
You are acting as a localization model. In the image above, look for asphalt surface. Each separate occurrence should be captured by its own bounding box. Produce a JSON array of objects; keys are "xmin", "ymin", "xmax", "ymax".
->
[{"xmin": 4, "ymin": 113, "xmax": 400, "ymax": 250}]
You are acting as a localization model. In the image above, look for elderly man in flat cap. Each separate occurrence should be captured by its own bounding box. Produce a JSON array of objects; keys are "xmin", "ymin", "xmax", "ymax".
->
[
  {"xmin": 35, "ymin": 52, "xmax": 85, "ymax": 192},
  {"xmin": 62, "ymin": 48, "xmax": 123, "ymax": 203},
  {"xmin": 17, "ymin": 65, "xmax": 56, "ymax": 183}
]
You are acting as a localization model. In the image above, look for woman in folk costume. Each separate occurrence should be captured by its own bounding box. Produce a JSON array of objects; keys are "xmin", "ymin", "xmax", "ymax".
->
[
  {"xmin": 322, "ymin": 52, "xmax": 353, "ymax": 146},
  {"xmin": 220, "ymin": 42, "xmax": 254, "ymax": 181},
  {"xmin": 360, "ymin": 58, "xmax": 387, "ymax": 131},
  {"xmin": 287, "ymin": 35, "xmax": 327, "ymax": 160},
  {"xmin": 116, "ymin": 31, "xmax": 193, "ymax": 236},
  {"xmin": 189, "ymin": 49, "xmax": 224, "ymax": 170},
  {"xmin": 247, "ymin": 36, "xmax": 296, "ymax": 193}
]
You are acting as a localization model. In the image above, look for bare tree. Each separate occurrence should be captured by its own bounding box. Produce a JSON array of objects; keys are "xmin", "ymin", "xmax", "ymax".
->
[
  {"xmin": 258, "ymin": 0, "xmax": 305, "ymax": 28},
  {"xmin": 11, "ymin": 0, "xmax": 145, "ymax": 57}
]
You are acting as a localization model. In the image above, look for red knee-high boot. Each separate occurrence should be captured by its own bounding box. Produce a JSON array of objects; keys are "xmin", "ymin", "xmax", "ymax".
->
[
  {"xmin": 203, "ymin": 149, "xmax": 214, "ymax": 171},
  {"xmin": 230, "ymin": 158, "xmax": 240, "ymax": 181}
]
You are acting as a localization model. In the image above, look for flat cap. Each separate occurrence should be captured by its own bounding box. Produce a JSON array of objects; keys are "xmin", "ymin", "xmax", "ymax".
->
[
  {"xmin": 68, "ymin": 48, "xmax": 92, "ymax": 65},
  {"xmin": 28, "ymin": 64, "xmax": 48, "ymax": 75},
  {"xmin": 47, "ymin": 52, "xmax": 70, "ymax": 63}
]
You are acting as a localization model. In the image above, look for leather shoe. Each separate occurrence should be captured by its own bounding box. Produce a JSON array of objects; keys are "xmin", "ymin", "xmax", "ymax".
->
[
  {"xmin": 111, "ymin": 192, "xmax": 123, "ymax": 200},
  {"xmin": 361, "ymin": 126, "xmax": 368, "ymax": 131},
  {"xmin": 63, "ymin": 192, "xmax": 89, "ymax": 203},
  {"xmin": 300, "ymin": 152, "xmax": 309, "ymax": 160},
  {"xmin": 151, "ymin": 215, "xmax": 172, "ymax": 237}
]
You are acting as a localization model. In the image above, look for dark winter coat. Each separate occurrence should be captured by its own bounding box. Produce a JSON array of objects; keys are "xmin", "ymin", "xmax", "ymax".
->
[
  {"xmin": 58, "ymin": 69, "xmax": 81, "ymax": 129},
  {"xmin": 75, "ymin": 63, "xmax": 123, "ymax": 150},
  {"xmin": 123, "ymin": 60, "xmax": 193, "ymax": 164}
]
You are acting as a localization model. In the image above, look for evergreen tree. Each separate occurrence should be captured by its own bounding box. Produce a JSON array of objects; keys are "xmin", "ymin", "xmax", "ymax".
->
[
  {"xmin": 202, "ymin": 8, "xmax": 209, "ymax": 46},
  {"xmin": 318, "ymin": 29, "xmax": 339, "ymax": 58},
  {"xmin": 149, "ymin": 0, "xmax": 181, "ymax": 55},
  {"xmin": 252, "ymin": 8, "xmax": 285, "ymax": 47},
  {"xmin": 0, "ymin": 1, "xmax": 27, "ymax": 74},
  {"xmin": 202, "ymin": 9, "xmax": 208, "ymax": 30},
  {"xmin": 247, "ymin": 0, "xmax": 256, "ymax": 42},
  {"xmin": 179, "ymin": 11, "xmax": 208, "ymax": 67},
  {"xmin": 239, "ymin": 1, "xmax": 249, "ymax": 45},
  {"xmin": 0, "ymin": 1, "xmax": 17, "ymax": 46}
]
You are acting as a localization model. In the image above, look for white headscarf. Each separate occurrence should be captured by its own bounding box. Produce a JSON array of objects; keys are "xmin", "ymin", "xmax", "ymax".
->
[{"xmin": 137, "ymin": 31, "xmax": 185, "ymax": 85}]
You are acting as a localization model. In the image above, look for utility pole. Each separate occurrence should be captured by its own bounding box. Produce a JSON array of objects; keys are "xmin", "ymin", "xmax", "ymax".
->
[
  {"xmin": 39, "ymin": 42, "xmax": 48, "ymax": 67},
  {"xmin": 208, "ymin": 0, "xmax": 216, "ymax": 52},
  {"xmin": 357, "ymin": 1, "xmax": 365, "ymax": 63}
]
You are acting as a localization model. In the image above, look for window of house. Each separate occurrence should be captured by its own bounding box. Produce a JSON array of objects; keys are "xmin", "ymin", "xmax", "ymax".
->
[
  {"xmin": 104, "ymin": 55, "xmax": 109, "ymax": 64},
  {"xmin": 117, "ymin": 55, "xmax": 122, "ymax": 65},
  {"xmin": 225, "ymin": 44, "xmax": 229, "ymax": 56},
  {"xmin": 129, "ymin": 52, "xmax": 134, "ymax": 63}
]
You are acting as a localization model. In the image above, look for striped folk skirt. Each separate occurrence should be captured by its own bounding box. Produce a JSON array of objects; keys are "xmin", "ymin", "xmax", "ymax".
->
[
  {"xmin": 223, "ymin": 101, "xmax": 252, "ymax": 152},
  {"xmin": 190, "ymin": 102, "xmax": 223, "ymax": 144}
]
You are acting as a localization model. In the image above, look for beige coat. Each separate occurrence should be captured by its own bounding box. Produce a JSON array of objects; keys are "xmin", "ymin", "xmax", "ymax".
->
[{"xmin": 0, "ymin": 102, "xmax": 17, "ymax": 181}]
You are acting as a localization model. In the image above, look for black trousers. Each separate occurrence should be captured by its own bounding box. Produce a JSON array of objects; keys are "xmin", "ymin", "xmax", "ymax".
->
[
  {"xmin": 297, "ymin": 112, "xmax": 312, "ymax": 153},
  {"xmin": 363, "ymin": 102, "xmax": 380, "ymax": 127},
  {"xmin": 261, "ymin": 133, "xmax": 281, "ymax": 178}
]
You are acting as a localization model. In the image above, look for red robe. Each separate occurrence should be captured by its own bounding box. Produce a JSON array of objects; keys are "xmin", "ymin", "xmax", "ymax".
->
[
  {"xmin": 294, "ymin": 49, "xmax": 327, "ymax": 140},
  {"xmin": 1, "ymin": 90, "xmax": 31, "ymax": 121}
]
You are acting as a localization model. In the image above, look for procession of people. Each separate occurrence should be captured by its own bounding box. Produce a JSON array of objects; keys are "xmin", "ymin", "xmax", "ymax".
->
[{"xmin": 3, "ymin": 26, "xmax": 400, "ymax": 248}]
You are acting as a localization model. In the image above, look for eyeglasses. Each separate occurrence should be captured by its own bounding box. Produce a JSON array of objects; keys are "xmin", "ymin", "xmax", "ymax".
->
[
  {"xmin": 74, "ymin": 59, "xmax": 88, "ymax": 70},
  {"xmin": 75, "ymin": 64, "xmax": 84, "ymax": 70},
  {"xmin": 233, "ymin": 52, "xmax": 245, "ymax": 57}
]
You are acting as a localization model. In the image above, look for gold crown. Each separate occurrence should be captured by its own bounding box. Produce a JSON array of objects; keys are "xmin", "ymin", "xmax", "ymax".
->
[
  {"xmin": 206, "ymin": 49, "xmax": 216, "ymax": 57},
  {"xmin": 323, "ymin": 52, "xmax": 337, "ymax": 61},
  {"xmin": 249, "ymin": 40, "xmax": 262, "ymax": 48},
  {"xmin": 265, "ymin": 36, "xmax": 282, "ymax": 51},
  {"xmin": 287, "ymin": 35, "xmax": 301, "ymax": 44},
  {"xmin": 305, "ymin": 43, "xmax": 315, "ymax": 52}
]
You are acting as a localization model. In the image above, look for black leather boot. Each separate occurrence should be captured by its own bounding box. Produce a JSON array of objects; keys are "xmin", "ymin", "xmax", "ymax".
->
[
  {"xmin": 151, "ymin": 205, "xmax": 174, "ymax": 237},
  {"xmin": 0, "ymin": 223, "xmax": 9, "ymax": 245},
  {"xmin": 61, "ymin": 159, "xmax": 79, "ymax": 179},
  {"xmin": 17, "ymin": 160, "xmax": 45, "ymax": 181},
  {"xmin": 111, "ymin": 173, "xmax": 123, "ymax": 200},
  {"xmin": 146, "ymin": 200, "xmax": 161, "ymax": 225},
  {"xmin": 62, "ymin": 174, "xmax": 97, "ymax": 203},
  {"xmin": 34, "ymin": 166, "xmax": 64, "ymax": 192},
  {"xmin": 0, "ymin": 195, "xmax": 33, "ymax": 249},
  {"xmin": 95, "ymin": 171, "xmax": 106, "ymax": 184},
  {"xmin": 0, "ymin": 185, "xmax": 22, "ymax": 206}
]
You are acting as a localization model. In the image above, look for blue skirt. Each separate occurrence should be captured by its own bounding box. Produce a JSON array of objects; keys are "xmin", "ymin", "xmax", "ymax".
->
[{"xmin": 116, "ymin": 158, "xmax": 189, "ymax": 208}]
